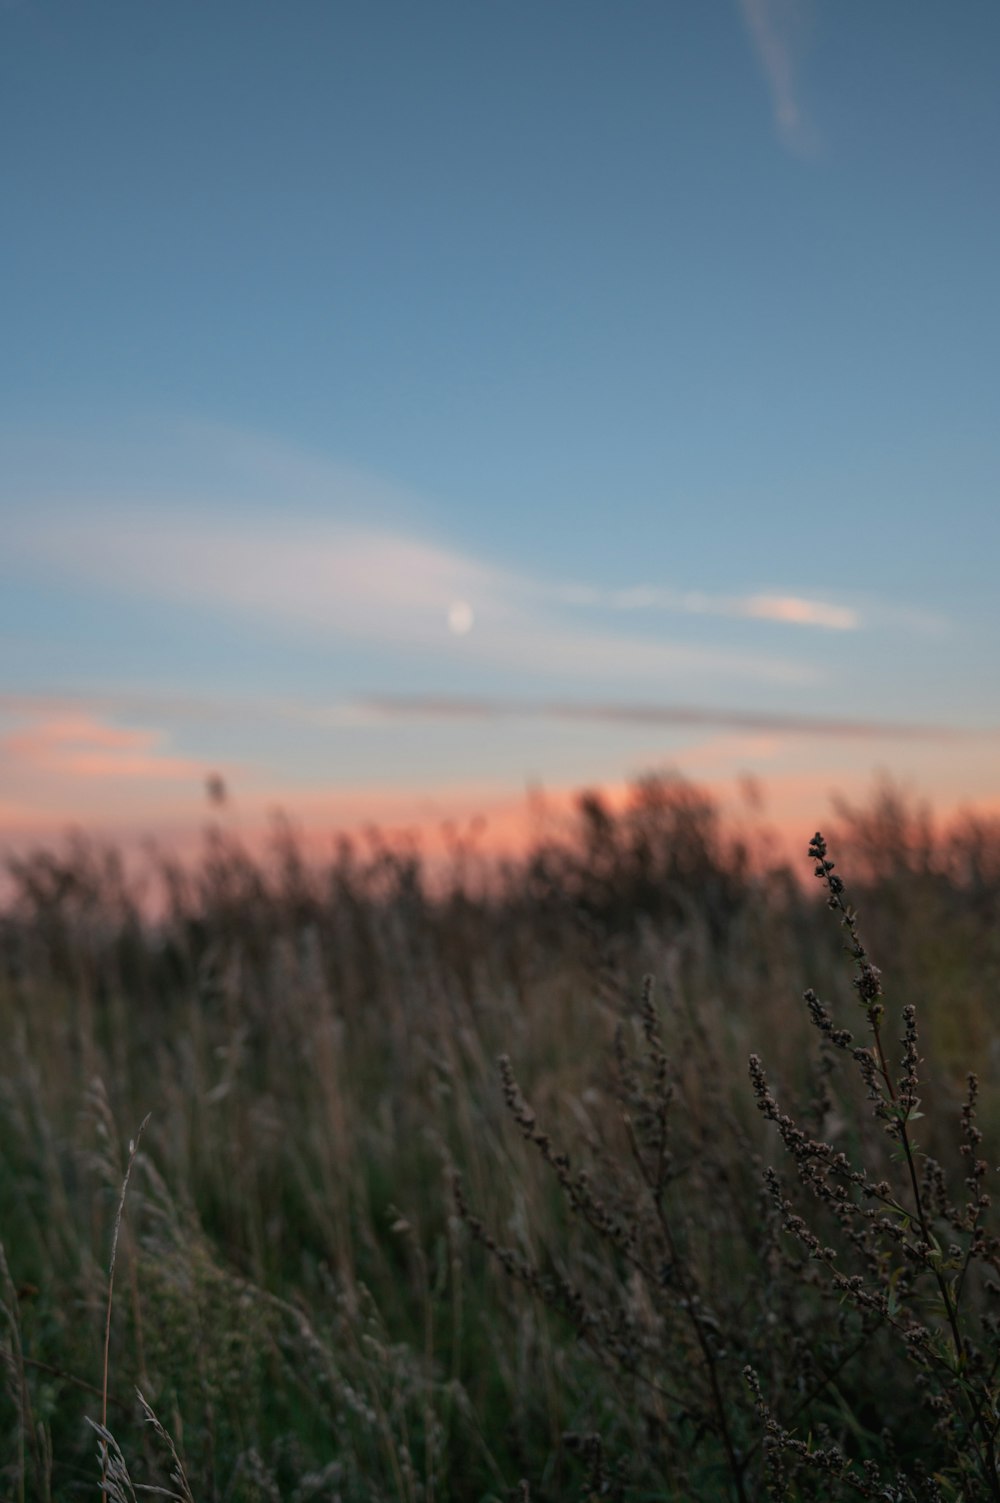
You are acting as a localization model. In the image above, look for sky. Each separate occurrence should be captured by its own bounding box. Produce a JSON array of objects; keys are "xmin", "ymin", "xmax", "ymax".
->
[{"xmin": 2, "ymin": 1, "xmax": 999, "ymax": 861}]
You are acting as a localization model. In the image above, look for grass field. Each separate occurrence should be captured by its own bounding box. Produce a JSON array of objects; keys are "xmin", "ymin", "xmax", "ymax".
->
[{"xmin": 3, "ymin": 775, "xmax": 1000, "ymax": 1501}]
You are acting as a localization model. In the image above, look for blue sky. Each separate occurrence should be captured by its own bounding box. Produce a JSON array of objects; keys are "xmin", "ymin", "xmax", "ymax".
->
[{"xmin": 2, "ymin": 2, "xmax": 999, "ymax": 849}]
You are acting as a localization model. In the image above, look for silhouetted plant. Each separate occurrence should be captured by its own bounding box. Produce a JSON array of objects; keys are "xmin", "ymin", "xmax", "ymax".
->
[
  {"xmin": 460, "ymin": 826, "xmax": 1000, "ymax": 1499},
  {"xmin": 744, "ymin": 834, "xmax": 1000, "ymax": 1500}
]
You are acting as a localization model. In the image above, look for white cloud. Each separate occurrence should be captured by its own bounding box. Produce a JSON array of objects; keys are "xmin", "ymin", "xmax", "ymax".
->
[{"xmin": 8, "ymin": 507, "xmax": 819, "ymax": 687}]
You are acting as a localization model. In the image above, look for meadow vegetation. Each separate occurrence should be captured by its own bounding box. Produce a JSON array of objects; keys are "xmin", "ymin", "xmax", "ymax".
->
[{"xmin": 2, "ymin": 776, "xmax": 1000, "ymax": 1500}]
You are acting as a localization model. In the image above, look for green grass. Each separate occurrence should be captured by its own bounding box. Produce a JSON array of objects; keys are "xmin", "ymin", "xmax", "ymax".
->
[{"xmin": 2, "ymin": 776, "xmax": 1000, "ymax": 1499}]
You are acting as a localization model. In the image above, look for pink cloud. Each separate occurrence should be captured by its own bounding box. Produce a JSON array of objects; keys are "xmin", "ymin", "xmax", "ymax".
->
[
  {"xmin": 6, "ymin": 713, "xmax": 156, "ymax": 756},
  {"xmin": 51, "ymin": 750, "xmax": 204, "ymax": 779},
  {"xmin": 744, "ymin": 595, "xmax": 858, "ymax": 630},
  {"xmin": 2, "ymin": 711, "xmax": 204, "ymax": 782}
]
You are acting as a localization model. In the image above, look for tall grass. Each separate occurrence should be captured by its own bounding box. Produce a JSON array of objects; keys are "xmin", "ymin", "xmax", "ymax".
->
[{"xmin": 1, "ymin": 775, "xmax": 999, "ymax": 1499}]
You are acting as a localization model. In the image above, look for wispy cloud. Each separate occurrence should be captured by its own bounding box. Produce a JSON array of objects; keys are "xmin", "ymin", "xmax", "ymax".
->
[
  {"xmin": 7, "ymin": 508, "xmax": 827, "ymax": 687},
  {"xmin": 351, "ymin": 694, "xmax": 966, "ymax": 742},
  {"xmin": 737, "ymin": 0, "xmax": 815, "ymax": 154},
  {"xmin": 550, "ymin": 582, "xmax": 857, "ymax": 630}
]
